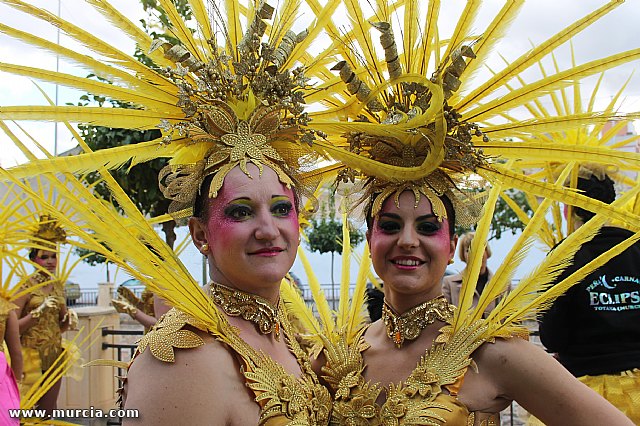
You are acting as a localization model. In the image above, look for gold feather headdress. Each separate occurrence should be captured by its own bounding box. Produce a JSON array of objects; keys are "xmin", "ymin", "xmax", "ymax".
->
[
  {"xmin": 0, "ymin": 0, "xmax": 341, "ymax": 218},
  {"xmin": 302, "ymin": 0, "xmax": 640, "ymax": 229},
  {"xmin": 31, "ymin": 214, "xmax": 66, "ymax": 246}
]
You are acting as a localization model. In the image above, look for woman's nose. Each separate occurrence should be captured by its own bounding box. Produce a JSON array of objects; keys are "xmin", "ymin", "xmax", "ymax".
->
[
  {"xmin": 397, "ymin": 226, "xmax": 418, "ymax": 249},
  {"xmin": 254, "ymin": 212, "xmax": 280, "ymax": 240}
]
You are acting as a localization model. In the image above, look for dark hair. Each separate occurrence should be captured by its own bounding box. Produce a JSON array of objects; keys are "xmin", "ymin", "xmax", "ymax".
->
[
  {"xmin": 29, "ymin": 248, "xmax": 38, "ymax": 261},
  {"xmin": 365, "ymin": 192, "xmax": 456, "ymax": 239},
  {"xmin": 192, "ymin": 173, "xmax": 302, "ymax": 221},
  {"xmin": 574, "ymin": 174, "xmax": 616, "ymax": 222}
]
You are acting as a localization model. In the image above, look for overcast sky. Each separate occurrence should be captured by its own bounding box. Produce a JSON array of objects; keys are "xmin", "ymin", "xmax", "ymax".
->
[{"xmin": 0, "ymin": 0, "xmax": 638, "ymax": 287}]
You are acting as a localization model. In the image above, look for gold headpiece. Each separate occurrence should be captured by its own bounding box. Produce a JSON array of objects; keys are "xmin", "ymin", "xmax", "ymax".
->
[
  {"xmin": 31, "ymin": 214, "xmax": 66, "ymax": 246},
  {"xmin": 154, "ymin": 3, "xmax": 322, "ymax": 218},
  {"xmin": 325, "ymin": 25, "xmax": 488, "ymax": 227}
]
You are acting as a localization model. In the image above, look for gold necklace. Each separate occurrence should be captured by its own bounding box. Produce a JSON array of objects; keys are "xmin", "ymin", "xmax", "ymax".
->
[
  {"xmin": 209, "ymin": 282, "xmax": 281, "ymax": 340},
  {"xmin": 382, "ymin": 296, "xmax": 455, "ymax": 348}
]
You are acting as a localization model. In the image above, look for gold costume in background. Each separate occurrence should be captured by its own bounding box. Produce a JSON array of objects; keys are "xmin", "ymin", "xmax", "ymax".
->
[{"xmin": 19, "ymin": 276, "xmax": 65, "ymax": 392}]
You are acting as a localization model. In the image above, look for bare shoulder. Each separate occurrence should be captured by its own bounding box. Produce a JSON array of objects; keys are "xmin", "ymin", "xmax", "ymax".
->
[
  {"xmin": 470, "ymin": 337, "xmax": 633, "ymax": 426},
  {"xmin": 124, "ymin": 332, "xmax": 258, "ymax": 425}
]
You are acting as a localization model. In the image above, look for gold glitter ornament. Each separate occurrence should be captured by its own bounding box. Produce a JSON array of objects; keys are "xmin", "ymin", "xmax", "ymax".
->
[{"xmin": 382, "ymin": 297, "xmax": 456, "ymax": 348}]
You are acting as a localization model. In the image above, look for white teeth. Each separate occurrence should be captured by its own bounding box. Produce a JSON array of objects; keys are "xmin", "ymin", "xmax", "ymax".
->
[{"xmin": 394, "ymin": 259, "xmax": 420, "ymax": 266}]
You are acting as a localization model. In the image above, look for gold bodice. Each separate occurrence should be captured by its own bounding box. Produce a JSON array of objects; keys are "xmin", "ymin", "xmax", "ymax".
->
[
  {"xmin": 131, "ymin": 307, "xmax": 331, "ymax": 425},
  {"xmin": 20, "ymin": 278, "xmax": 65, "ymax": 371},
  {"xmin": 323, "ymin": 320, "xmax": 500, "ymax": 425}
]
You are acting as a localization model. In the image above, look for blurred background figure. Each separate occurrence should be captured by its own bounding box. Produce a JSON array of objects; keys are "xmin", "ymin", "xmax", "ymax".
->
[
  {"xmin": 0, "ymin": 297, "xmax": 21, "ymax": 425},
  {"xmin": 537, "ymin": 171, "xmax": 640, "ymax": 423},
  {"xmin": 112, "ymin": 286, "xmax": 157, "ymax": 333},
  {"xmin": 442, "ymin": 231, "xmax": 503, "ymax": 317}
]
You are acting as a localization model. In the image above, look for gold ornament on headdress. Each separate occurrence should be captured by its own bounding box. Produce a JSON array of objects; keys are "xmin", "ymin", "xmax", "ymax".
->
[
  {"xmin": 31, "ymin": 214, "xmax": 66, "ymax": 246},
  {"xmin": 152, "ymin": 2, "xmax": 322, "ymax": 218},
  {"xmin": 311, "ymin": 18, "xmax": 490, "ymax": 227}
]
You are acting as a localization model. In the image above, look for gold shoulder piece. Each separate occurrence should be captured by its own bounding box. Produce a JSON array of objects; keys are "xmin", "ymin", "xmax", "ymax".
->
[{"xmin": 137, "ymin": 308, "xmax": 206, "ymax": 363}]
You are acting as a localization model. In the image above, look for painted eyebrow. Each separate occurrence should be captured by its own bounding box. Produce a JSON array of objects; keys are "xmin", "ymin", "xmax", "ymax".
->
[{"xmin": 378, "ymin": 213, "xmax": 437, "ymax": 221}]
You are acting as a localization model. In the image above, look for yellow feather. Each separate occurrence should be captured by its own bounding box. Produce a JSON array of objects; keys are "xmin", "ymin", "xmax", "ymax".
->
[
  {"xmin": 3, "ymin": 139, "xmax": 186, "ymax": 180},
  {"xmin": 337, "ymin": 216, "xmax": 351, "ymax": 330},
  {"xmin": 456, "ymin": 0, "xmax": 524, "ymax": 96},
  {"xmin": 416, "ymin": 0, "xmax": 441, "ymax": 75},
  {"xmin": 470, "ymin": 165, "xmax": 574, "ymax": 324},
  {"xmin": 297, "ymin": 246, "xmax": 334, "ymax": 335},
  {"xmin": 1, "ymin": 0, "xmax": 174, "ymax": 91},
  {"xmin": 347, "ymin": 244, "xmax": 371, "ymax": 342},
  {"xmin": 482, "ymin": 112, "xmax": 640, "ymax": 139},
  {"xmin": 453, "ymin": 180, "xmax": 503, "ymax": 329},
  {"xmin": 187, "ymin": 0, "xmax": 214, "ymax": 43},
  {"xmin": 0, "ymin": 23, "xmax": 173, "ymax": 97},
  {"xmin": 0, "ymin": 105, "xmax": 182, "ymax": 129},
  {"xmin": 0, "ymin": 63, "xmax": 179, "ymax": 110},
  {"xmin": 157, "ymin": 0, "xmax": 207, "ymax": 62},
  {"xmin": 481, "ymin": 166, "xmax": 640, "ymax": 231},
  {"xmin": 442, "ymin": 0, "xmax": 481, "ymax": 62},
  {"xmin": 475, "ymin": 141, "xmax": 640, "ymax": 170},
  {"xmin": 487, "ymin": 188, "xmax": 640, "ymax": 334},
  {"xmin": 280, "ymin": 278, "xmax": 322, "ymax": 336},
  {"xmin": 84, "ymin": 0, "xmax": 174, "ymax": 69},
  {"xmin": 225, "ymin": 0, "xmax": 242, "ymax": 61},
  {"xmin": 457, "ymin": 0, "xmax": 624, "ymax": 110},
  {"xmin": 465, "ymin": 49, "xmax": 640, "ymax": 121}
]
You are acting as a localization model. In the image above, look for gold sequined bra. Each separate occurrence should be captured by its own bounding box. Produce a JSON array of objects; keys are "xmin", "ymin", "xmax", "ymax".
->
[
  {"xmin": 322, "ymin": 306, "xmax": 500, "ymax": 425},
  {"xmin": 129, "ymin": 302, "xmax": 331, "ymax": 425}
]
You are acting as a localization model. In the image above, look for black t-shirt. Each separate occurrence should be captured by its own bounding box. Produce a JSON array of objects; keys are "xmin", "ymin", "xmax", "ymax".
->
[{"xmin": 539, "ymin": 227, "xmax": 640, "ymax": 376}]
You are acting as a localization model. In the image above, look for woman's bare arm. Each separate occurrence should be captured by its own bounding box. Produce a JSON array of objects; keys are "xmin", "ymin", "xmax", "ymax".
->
[
  {"xmin": 5, "ymin": 311, "xmax": 23, "ymax": 380},
  {"xmin": 14, "ymin": 293, "xmax": 36, "ymax": 334},
  {"xmin": 483, "ymin": 338, "xmax": 633, "ymax": 426},
  {"xmin": 131, "ymin": 310, "xmax": 156, "ymax": 329}
]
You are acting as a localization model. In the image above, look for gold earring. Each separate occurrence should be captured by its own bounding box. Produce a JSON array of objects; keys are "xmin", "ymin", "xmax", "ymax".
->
[
  {"xmin": 448, "ymin": 259, "xmax": 454, "ymax": 265},
  {"xmin": 201, "ymin": 243, "xmax": 209, "ymax": 253}
]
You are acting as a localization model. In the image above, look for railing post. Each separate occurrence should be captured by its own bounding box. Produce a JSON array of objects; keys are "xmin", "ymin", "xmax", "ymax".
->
[{"xmin": 97, "ymin": 282, "xmax": 115, "ymax": 307}]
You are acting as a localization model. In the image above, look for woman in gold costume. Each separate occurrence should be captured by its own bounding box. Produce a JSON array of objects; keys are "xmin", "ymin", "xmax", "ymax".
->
[
  {"xmin": 14, "ymin": 217, "xmax": 73, "ymax": 413},
  {"xmin": 291, "ymin": 2, "xmax": 640, "ymax": 424},
  {"xmin": 318, "ymin": 177, "xmax": 633, "ymax": 425},
  {"xmin": 124, "ymin": 161, "xmax": 331, "ymax": 424}
]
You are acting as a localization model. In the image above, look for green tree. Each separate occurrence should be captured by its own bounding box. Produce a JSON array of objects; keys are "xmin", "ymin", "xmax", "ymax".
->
[
  {"xmin": 73, "ymin": 0, "xmax": 193, "ymax": 258},
  {"xmin": 305, "ymin": 193, "xmax": 365, "ymax": 307}
]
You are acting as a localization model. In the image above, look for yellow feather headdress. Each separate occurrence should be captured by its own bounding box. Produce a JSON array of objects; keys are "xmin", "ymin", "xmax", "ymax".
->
[
  {"xmin": 0, "ymin": 0, "xmax": 342, "ymax": 218},
  {"xmin": 303, "ymin": 1, "xmax": 639, "ymax": 230}
]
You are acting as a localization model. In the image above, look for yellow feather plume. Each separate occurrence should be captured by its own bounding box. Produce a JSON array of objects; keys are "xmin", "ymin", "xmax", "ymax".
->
[
  {"xmin": 297, "ymin": 246, "xmax": 334, "ymax": 335},
  {"xmin": 457, "ymin": 0, "xmax": 624, "ymax": 110},
  {"xmin": 3, "ymin": 139, "xmax": 187, "ymax": 180}
]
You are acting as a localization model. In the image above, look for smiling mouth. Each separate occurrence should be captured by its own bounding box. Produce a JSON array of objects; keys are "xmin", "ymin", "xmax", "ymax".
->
[{"xmin": 391, "ymin": 258, "xmax": 424, "ymax": 267}]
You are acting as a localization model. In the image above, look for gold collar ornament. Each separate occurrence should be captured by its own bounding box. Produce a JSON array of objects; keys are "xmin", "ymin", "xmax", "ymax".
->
[
  {"xmin": 209, "ymin": 282, "xmax": 281, "ymax": 340},
  {"xmin": 382, "ymin": 296, "xmax": 455, "ymax": 348}
]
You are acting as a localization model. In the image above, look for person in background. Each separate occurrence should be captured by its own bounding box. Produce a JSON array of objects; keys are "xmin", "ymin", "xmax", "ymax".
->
[
  {"xmin": 14, "ymin": 215, "xmax": 76, "ymax": 415},
  {"xmin": 442, "ymin": 231, "xmax": 503, "ymax": 317},
  {"xmin": 537, "ymin": 171, "xmax": 640, "ymax": 423},
  {"xmin": 0, "ymin": 296, "xmax": 21, "ymax": 425},
  {"xmin": 112, "ymin": 287, "xmax": 158, "ymax": 333}
]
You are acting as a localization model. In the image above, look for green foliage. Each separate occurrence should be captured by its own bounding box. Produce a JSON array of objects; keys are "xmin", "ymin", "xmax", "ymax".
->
[
  {"xmin": 306, "ymin": 192, "xmax": 365, "ymax": 255},
  {"xmin": 71, "ymin": 0, "xmax": 195, "ymax": 261},
  {"xmin": 306, "ymin": 218, "xmax": 365, "ymax": 255}
]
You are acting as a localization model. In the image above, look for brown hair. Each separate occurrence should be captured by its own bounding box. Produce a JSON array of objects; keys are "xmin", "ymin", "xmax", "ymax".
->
[{"xmin": 457, "ymin": 231, "xmax": 491, "ymax": 263}]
